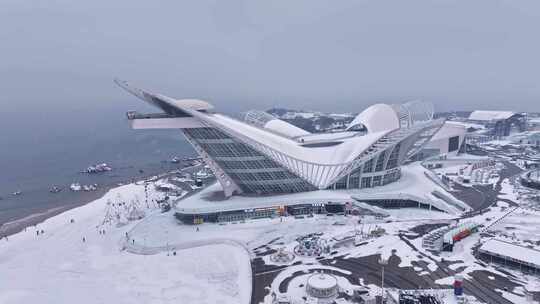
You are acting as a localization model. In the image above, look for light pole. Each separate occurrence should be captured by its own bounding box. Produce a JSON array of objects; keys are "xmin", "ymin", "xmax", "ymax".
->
[
  {"xmin": 166, "ymin": 230, "xmax": 169, "ymax": 256},
  {"xmin": 378, "ymin": 256, "xmax": 388, "ymax": 303}
]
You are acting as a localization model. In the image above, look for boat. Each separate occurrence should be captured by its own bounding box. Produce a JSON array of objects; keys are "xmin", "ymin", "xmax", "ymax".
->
[
  {"xmin": 12, "ymin": 190, "xmax": 22, "ymax": 196},
  {"xmin": 49, "ymin": 186, "xmax": 62, "ymax": 193},
  {"xmin": 82, "ymin": 184, "xmax": 97, "ymax": 191},
  {"xmin": 70, "ymin": 183, "xmax": 82, "ymax": 191},
  {"xmin": 83, "ymin": 163, "xmax": 112, "ymax": 174},
  {"xmin": 170, "ymin": 156, "xmax": 181, "ymax": 163}
]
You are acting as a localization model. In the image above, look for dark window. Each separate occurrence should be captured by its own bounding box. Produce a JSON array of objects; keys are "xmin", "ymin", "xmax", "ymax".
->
[
  {"xmin": 448, "ymin": 136, "xmax": 460, "ymax": 152},
  {"xmin": 375, "ymin": 151, "xmax": 387, "ymax": 172},
  {"xmin": 363, "ymin": 159, "xmax": 374, "ymax": 173}
]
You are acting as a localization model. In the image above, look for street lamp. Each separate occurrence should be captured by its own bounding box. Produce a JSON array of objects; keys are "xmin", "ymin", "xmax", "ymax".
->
[
  {"xmin": 166, "ymin": 230, "xmax": 169, "ymax": 256},
  {"xmin": 378, "ymin": 256, "xmax": 388, "ymax": 302}
]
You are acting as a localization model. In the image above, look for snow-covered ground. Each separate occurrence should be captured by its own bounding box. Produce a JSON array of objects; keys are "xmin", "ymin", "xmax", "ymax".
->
[
  {"xmin": 0, "ymin": 183, "xmax": 251, "ymax": 304},
  {"xmin": 3, "ymin": 159, "xmax": 540, "ymax": 304}
]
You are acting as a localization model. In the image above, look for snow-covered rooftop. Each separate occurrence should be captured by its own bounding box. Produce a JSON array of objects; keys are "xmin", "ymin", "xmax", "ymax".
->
[
  {"xmin": 429, "ymin": 122, "xmax": 466, "ymax": 141},
  {"xmin": 347, "ymin": 103, "xmax": 400, "ymax": 132},
  {"xmin": 175, "ymin": 163, "xmax": 469, "ymax": 214},
  {"xmin": 307, "ymin": 273, "xmax": 338, "ymax": 289},
  {"xmin": 468, "ymin": 110, "xmax": 516, "ymax": 121},
  {"xmin": 264, "ymin": 119, "xmax": 310, "ymax": 138},
  {"xmin": 479, "ymin": 239, "xmax": 540, "ymax": 268},
  {"xmin": 446, "ymin": 121, "xmax": 485, "ymax": 130},
  {"xmin": 206, "ymin": 113, "xmax": 390, "ymax": 165}
]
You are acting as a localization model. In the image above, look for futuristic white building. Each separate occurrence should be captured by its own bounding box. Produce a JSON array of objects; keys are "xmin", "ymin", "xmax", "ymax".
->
[
  {"xmin": 117, "ymin": 80, "xmax": 444, "ymax": 199},
  {"xmin": 418, "ymin": 122, "xmax": 467, "ymax": 159}
]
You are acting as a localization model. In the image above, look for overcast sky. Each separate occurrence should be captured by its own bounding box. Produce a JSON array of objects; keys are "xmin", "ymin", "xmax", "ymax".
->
[{"xmin": 1, "ymin": 0, "xmax": 540, "ymax": 114}]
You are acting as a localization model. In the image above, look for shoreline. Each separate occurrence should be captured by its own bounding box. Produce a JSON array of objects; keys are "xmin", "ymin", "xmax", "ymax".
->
[
  {"xmin": 0, "ymin": 164, "xmax": 203, "ymax": 238},
  {"xmin": 0, "ymin": 183, "xmax": 116, "ymax": 237}
]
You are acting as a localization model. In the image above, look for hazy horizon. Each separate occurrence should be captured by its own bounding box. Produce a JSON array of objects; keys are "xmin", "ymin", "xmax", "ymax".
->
[{"xmin": 2, "ymin": 0, "xmax": 540, "ymax": 118}]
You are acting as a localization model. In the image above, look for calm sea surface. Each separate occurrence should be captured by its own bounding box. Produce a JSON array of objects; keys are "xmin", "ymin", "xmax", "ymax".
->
[{"xmin": 0, "ymin": 105, "xmax": 195, "ymax": 225}]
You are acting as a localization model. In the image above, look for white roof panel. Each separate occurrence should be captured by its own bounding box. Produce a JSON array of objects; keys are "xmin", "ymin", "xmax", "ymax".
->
[
  {"xmin": 347, "ymin": 104, "xmax": 400, "ymax": 133},
  {"xmin": 208, "ymin": 113, "xmax": 388, "ymax": 165},
  {"xmin": 479, "ymin": 239, "xmax": 540, "ymax": 268},
  {"xmin": 264, "ymin": 119, "xmax": 310, "ymax": 138},
  {"xmin": 429, "ymin": 122, "xmax": 466, "ymax": 141},
  {"xmin": 468, "ymin": 110, "xmax": 515, "ymax": 121}
]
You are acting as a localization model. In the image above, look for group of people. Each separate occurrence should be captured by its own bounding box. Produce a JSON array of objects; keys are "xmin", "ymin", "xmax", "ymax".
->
[{"xmin": 2, "ymin": 226, "xmax": 44, "ymax": 242}]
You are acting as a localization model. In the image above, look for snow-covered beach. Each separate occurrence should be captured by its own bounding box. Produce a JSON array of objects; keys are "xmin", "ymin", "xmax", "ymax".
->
[{"xmin": 0, "ymin": 182, "xmax": 251, "ymax": 304}]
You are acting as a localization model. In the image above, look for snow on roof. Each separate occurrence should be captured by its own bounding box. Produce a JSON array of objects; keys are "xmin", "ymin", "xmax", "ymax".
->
[
  {"xmin": 468, "ymin": 110, "xmax": 515, "ymax": 121},
  {"xmin": 307, "ymin": 273, "xmax": 337, "ymax": 289},
  {"xmin": 479, "ymin": 239, "xmax": 540, "ymax": 268},
  {"xmin": 175, "ymin": 163, "xmax": 469, "ymax": 214},
  {"xmin": 429, "ymin": 122, "xmax": 467, "ymax": 141},
  {"xmin": 170, "ymin": 99, "xmax": 214, "ymax": 111},
  {"xmin": 264, "ymin": 119, "xmax": 310, "ymax": 138},
  {"xmin": 529, "ymin": 117, "xmax": 540, "ymax": 124},
  {"xmin": 206, "ymin": 113, "xmax": 389, "ymax": 165},
  {"xmin": 446, "ymin": 121, "xmax": 485, "ymax": 130},
  {"xmin": 347, "ymin": 104, "xmax": 400, "ymax": 132},
  {"xmin": 296, "ymin": 131, "xmax": 359, "ymax": 142}
]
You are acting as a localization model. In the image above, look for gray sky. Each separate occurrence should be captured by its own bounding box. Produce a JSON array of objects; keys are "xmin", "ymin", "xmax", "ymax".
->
[{"xmin": 1, "ymin": 0, "xmax": 540, "ymax": 114}]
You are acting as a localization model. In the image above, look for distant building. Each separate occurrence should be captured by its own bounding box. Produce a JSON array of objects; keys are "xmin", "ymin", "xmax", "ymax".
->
[
  {"xmin": 518, "ymin": 131, "xmax": 540, "ymax": 147},
  {"xmin": 478, "ymin": 239, "xmax": 540, "ymax": 273},
  {"xmin": 468, "ymin": 110, "xmax": 527, "ymax": 137}
]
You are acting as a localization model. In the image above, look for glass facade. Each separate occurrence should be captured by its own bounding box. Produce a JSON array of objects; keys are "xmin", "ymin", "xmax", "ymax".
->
[
  {"xmin": 375, "ymin": 150, "xmax": 387, "ymax": 172},
  {"xmin": 184, "ymin": 127, "xmax": 316, "ymax": 194},
  {"xmin": 185, "ymin": 125, "xmax": 411, "ymax": 194},
  {"xmin": 386, "ymin": 143, "xmax": 401, "ymax": 169},
  {"xmin": 328, "ymin": 144, "xmax": 402, "ymax": 190}
]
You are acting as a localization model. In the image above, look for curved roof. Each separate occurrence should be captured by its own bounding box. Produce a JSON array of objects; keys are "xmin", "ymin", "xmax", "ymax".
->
[
  {"xmin": 264, "ymin": 119, "xmax": 310, "ymax": 138},
  {"xmin": 243, "ymin": 110, "xmax": 310, "ymax": 138},
  {"xmin": 117, "ymin": 80, "xmax": 444, "ymax": 188},
  {"xmin": 114, "ymin": 79, "xmax": 214, "ymax": 112},
  {"xmin": 170, "ymin": 99, "xmax": 214, "ymax": 111},
  {"xmin": 347, "ymin": 103, "xmax": 400, "ymax": 133},
  {"xmin": 209, "ymin": 113, "xmax": 389, "ymax": 165}
]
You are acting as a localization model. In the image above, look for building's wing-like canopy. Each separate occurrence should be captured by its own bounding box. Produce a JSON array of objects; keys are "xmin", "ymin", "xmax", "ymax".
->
[
  {"xmin": 243, "ymin": 110, "xmax": 311, "ymax": 138},
  {"xmin": 346, "ymin": 103, "xmax": 400, "ymax": 133},
  {"xmin": 116, "ymin": 80, "xmax": 443, "ymax": 190}
]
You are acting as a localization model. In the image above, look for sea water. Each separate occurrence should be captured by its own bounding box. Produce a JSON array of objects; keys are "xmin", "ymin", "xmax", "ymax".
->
[{"xmin": 0, "ymin": 106, "xmax": 195, "ymax": 226}]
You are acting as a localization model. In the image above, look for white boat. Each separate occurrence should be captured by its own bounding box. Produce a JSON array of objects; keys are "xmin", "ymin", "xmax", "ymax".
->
[
  {"xmin": 49, "ymin": 186, "xmax": 62, "ymax": 193},
  {"xmin": 70, "ymin": 183, "xmax": 82, "ymax": 191},
  {"xmin": 83, "ymin": 163, "xmax": 112, "ymax": 173},
  {"xmin": 82, "ymin": 184, "xmax": 97, "ymax": 191}
]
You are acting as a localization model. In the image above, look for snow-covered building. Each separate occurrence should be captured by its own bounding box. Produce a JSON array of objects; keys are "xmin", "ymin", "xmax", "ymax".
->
[
  {"xmin": 468, "ymin": 110, "xmax": 527, "ymax": 137},
  {"xmin": 478, "ymin": 239, "xmax": 540, "ymax": 273},
  {"xmin": 513, "ymin": 131, "xmax": 540, "ymax": 147},
  {"xmin": 118, "ymin": 80, "xmax": 444, "ymax": 198},
  {"xmin": 416, "ymin": 121, "xmax": 467, "ymax": 160}
]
